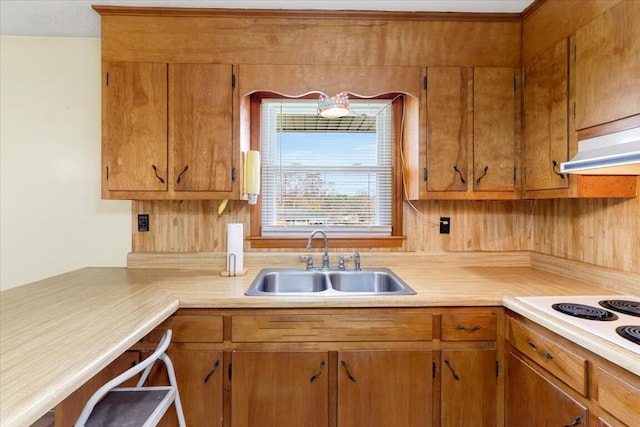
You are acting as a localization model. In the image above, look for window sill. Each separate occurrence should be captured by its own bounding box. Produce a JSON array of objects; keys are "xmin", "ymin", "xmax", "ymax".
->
[{"xmin": 248, "ymin": 236, "xmax": 406, "ymax": 249}]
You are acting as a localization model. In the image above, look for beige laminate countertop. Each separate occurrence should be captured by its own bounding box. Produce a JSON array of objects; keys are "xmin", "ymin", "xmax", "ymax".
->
[{"xmin": 1, "ymin": 261, "xmax": 638, "ymax": 426}]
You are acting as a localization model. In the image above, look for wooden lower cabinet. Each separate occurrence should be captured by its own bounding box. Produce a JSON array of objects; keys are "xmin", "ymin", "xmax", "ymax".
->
[
  {"xmin": 230, "ymin": 351, "xmax": 329, "ymax": 427},
  {"xmin": 506, "ymin": 312, "xmax": 640, "ymax": 427},
  {"xmin": 54, "ymin": 308, "xmax": 505, "ymax": 426},
  {"xmin": 506, "ymin": 351, "xmax": 587, "ymax": 427},
  {"xmin": 229, "ymin": 350, "xmax": 434, "ymax": 427},
  {"xmin": 54, "ymin": 350, "xmax": 141, "ymax": 425},
  {"xmin": 337, "ymin": 350, "xmax": 433, "ymax": 427},
  {"xmin": 147, "ymin": 349, "xmax": 224, "ymax": 427},
  {"xmin": 440, "ymin": 349, "xmax": 497, "ymax": 427}
]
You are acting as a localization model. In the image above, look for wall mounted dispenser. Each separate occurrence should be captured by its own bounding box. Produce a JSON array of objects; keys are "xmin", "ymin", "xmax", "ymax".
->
[{"xmin": 245, "ymin": 150, "xmax": 261, "ymax": 204}]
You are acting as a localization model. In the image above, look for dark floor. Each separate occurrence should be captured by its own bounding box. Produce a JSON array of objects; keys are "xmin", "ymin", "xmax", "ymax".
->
[{"xmin": 31, "ymin": 410, "xmax": 54, "ymax": 427}]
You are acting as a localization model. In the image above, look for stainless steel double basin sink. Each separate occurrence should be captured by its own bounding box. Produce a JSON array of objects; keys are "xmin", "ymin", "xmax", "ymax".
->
[{"xmin": 245, "ymin": 268, "xmax": 416, "ymax": 296}]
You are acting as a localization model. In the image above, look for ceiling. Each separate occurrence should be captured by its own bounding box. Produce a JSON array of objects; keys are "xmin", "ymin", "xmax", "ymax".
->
[{"xmin": 0, "ymin": 0, "xmax": 534, "ymax": 38}]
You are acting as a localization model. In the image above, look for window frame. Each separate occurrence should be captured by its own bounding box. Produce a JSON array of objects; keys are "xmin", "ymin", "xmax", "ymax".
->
[{"xmin": 248, "ymin": 92, "xmax": 405, "ymax": 249}]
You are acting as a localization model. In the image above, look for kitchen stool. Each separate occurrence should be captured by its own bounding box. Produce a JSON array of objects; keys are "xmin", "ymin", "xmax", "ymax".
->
[{"xmin": 74, "ymin": 329, "xmax": 186, "ymax": 427}]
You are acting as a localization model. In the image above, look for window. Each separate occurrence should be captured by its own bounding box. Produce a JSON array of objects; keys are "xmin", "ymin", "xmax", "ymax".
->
[{"xmin": 260, "ymin": 98, "xmax": 393, "ymax": 238}]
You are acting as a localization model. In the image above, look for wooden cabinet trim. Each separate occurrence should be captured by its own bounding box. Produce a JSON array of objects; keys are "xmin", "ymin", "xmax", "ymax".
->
[
  {"xmin": 231, "ymin": 314, "xmax": 434, "ymax": 342},
  {"xmin": 146, "ymin": 315, "xmax": 224, "ymax": 343}
]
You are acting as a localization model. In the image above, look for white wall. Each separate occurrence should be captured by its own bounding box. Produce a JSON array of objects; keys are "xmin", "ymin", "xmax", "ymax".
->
[{"xmin": 0, "ymin": 35, "xmax": 130, "ymax": 290}]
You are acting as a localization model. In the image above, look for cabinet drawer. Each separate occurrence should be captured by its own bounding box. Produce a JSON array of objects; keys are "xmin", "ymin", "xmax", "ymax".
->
[
  {"xmin": 147, "ymin": 315, "xmax": 223, "ymax": 343},
  {"xmin": 441, "ymin": 313, "xmax": 497, "ymax": 341},
  {"xmin": 508, "ymin": 317, "xmax": 587, "ymax": 396},
  {"xmin": 232, "ymin": 314, "xmax": 433, "ymax": 342},
  {"xmin": 598, "ymin": 367, "xmax": 640, "ymax": 427}
]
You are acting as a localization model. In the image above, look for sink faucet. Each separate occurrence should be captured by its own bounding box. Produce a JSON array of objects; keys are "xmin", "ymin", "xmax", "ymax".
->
[
  {"xmin": 353, "ymin": 252, "xmax": 361, "ymax": 271},
  {"xmin": 305, "ymin": 229, "xmax": 330, "ymax": 269}
]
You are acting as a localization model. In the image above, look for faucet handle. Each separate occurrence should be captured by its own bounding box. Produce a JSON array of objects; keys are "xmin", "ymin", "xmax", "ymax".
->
[
  {"xmin": 299, "ymin": 255, "xmax": 314, "ymax": 271},
  {"xmin": 338, "ymin": 255, "xmax": 353, "ymax": 270},
  {"xmin": 353, "ymin": 252, "xmax": 361, "ymax": 271}
]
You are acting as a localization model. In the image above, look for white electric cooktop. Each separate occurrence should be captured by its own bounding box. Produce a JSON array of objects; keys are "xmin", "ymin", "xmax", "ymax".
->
[{"xmin": 515, "ymin": 295, "xmax": 640, "ymax": 355}]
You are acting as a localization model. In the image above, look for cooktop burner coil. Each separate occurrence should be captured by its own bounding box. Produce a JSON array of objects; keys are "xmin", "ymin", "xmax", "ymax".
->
[
  {"xmin": 616, "ymin": 325, "xmax": 640, "ymax": 345},
  {"xmin": 551, "ymin": 303, "xmax": 619, "ymax": 321},
  {"xmin": 599, "ymin": 299, "xmax": 640, "ymax": 317}
]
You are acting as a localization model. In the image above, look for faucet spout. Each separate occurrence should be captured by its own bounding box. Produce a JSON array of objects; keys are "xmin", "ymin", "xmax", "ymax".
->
[{"xmin": 306, "ymin": 229, "xmax": 330, "ymax": 269}]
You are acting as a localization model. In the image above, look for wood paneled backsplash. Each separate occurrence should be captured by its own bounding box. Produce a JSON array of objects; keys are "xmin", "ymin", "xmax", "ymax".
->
[
  {"xmin": 533, "ymin": 195, "xmax": 640, "ymax": 274},
  {"xmin": 132, "ymin": 195, "xmax": 639, "ymax": 275},
  {"xmin": 402, "ymin": 200, "xmax": 532, "ymax": 252},
  {"xmin": 132, "ymin": 200, "xmax": 534, "ymax": 253}
]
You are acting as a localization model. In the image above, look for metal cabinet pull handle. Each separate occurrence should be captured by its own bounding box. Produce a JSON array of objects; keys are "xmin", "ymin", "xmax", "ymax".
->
[
  {"xmin": 151, "ymin": 164, "xmax": 165, "ymax": 184},
  {"xmin": 564, "ymin": 416, "xmax": 582, "ymax": 426},
  {"xmin": 453, "ymin": 166, "xmax": 466, "ymax": 184},
  {"xmin": 455, "ymin": 325, "xmax": 481, "ymax": 333},
  {"xmin": 552, "ymin": 160, "xmax": 566, "ymax": 179},
  {"xmin": 176, "ymin": 164, "xmax": 189, "ymax": 184},
  {"xmin": 204, "ymin": 360, "xmax": 220, "ymax": 383},
  {"xmin": 340, "ymin": 360, "xmax": 357, "ymax": 382},
  {"xmin": 444, "ymin": 359, "xmax": 460, "ymax": 381},
  {"xmin": 310, "ymin": 360, "xmax": 325, "ymax": 383},
  {"xmin": 475, "ymin": 165, "xmax": 489, "ymax": 184},
  {"xmin": 528, "ymin": 341, "xmax": 553, "ymax": 359}
]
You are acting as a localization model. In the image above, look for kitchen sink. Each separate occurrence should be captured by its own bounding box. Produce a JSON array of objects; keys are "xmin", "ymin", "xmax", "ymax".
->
[
  {"xmin": 249, "ymin": 270, "xmax": 330, "ymax": 293},
  {"xmin": 245, "ymin": 268, "xmax": 416, "ymax": 296},
  {"xmin": 328, "ymin": 270, "xmax": 408, "ymax": 293}
]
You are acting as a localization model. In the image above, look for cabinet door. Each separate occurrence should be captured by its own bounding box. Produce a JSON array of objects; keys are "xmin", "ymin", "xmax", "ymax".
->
[
  {"xmin": 506, "ymin": 352, "xmax": 587, "ymax": 427},
  {"xmin": 338, "ymin": 350, "xmax": 432, "ymax": 427},
  {"xmin": 103, "ymin": 62, "xmax": 168, "ymax": 192},
  {"xmin": 523, "ymin": 39, "xmax": 570, "ymax": 191},
  {"xmin": 575, "ymin": 1, "xmax": 640, "ymax": 130},
  {"xmin": 440, "ymin": 349, "xmax": 497, "ymax": 427},
  {"xmin": 54, "ymin": 350, "xmax": 140, "ymax": 425},
  {"xmin": 231, "ymin": 351, "xmax": 329, "ymax": 427},
  {"xmin": 148, "ymin": 349, "xmax": 223, "ymax": 427},
  {"xmin": 474, "ymin": 67, "xmax": 517, "ymax": 192},
  {"xmin": 425, "ymin": 67, "xmax": 472, "ymax": 192},
  {"xmin": 171, "ymin": 63, "xmax": 234, "ymax": 193}
]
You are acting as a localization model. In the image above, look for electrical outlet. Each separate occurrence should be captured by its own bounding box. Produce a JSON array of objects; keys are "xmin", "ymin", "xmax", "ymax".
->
[
  {"xmin": 439, "ymin": 217, "xmax": 450, "ymax": 234},
  {"xmin": 137, "ymin": 214, "xmax": 149, "ymax": 232}
]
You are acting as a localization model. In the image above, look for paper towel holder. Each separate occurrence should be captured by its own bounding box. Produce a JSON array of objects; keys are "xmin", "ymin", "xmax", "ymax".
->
[
  {"xmin": 221, "ymin": 221, "xmax": 248, "ymax": 277},
  {"xmin": 220, "ymin": 253, "xmax": 248, "ymax": 277}
]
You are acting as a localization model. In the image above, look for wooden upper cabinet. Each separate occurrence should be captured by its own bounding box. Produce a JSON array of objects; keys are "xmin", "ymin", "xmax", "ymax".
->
[
  {"xmin": 103, "ymin": 62, "xmax": 168, "ymax": 194},
  {"xmin": 523, "ymin": 39, "xmax": 570, "ymax": 192},
  {"xmin": 171, "ymin": 63, "xmax": 234, "ymax": 193},
  {"xmin": 425, "ymin": 67, "xmax": 472, "ymax": 192},
  {"xmin": 473, "ymin": 67, "xmax": 517, "ymax": 193},
  {"xmin": 520, "ymin": 2, "xmax": 638, "ymax": 199},
  {"xmin": 415, "ymin": 67, "xmax": 518, "ymax": 200},
  {"xmin": 575, "ymin": 0, "xmax": 640, "ymax": 130},
  {"xmin": 102, "ymin": 62, "xmax": 237, "ymax": 200}
]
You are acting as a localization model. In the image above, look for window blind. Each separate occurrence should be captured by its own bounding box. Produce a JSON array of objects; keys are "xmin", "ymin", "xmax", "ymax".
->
[{"xmin": 260, "ymin": 99, "xmax": 393, "ymax": 237}]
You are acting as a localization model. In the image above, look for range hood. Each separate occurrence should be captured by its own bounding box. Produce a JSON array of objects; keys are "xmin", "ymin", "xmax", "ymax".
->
[{"xmin": 560, "ymin": 126, "xmax": 640, "ymax": 175}]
